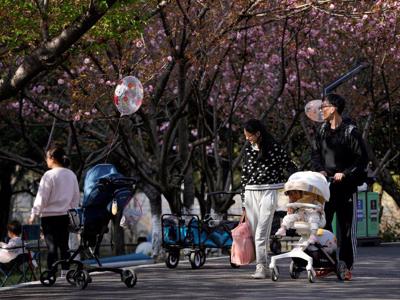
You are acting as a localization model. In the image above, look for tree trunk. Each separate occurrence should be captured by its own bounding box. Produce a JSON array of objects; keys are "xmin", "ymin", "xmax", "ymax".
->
[
  {"xmin": 364, "ymin": 141, "xmax": 400, "ymax": 207},
  {"xmin": 378, "ymin": 173, "xmax": 400, "ymax": 208},
  {"xmin": 142, "ymin": 183, "xmax": 162, "ymax": 258},
  {"xmin": 0, "ymin": 163, "xmax": 13, "ymax": 240},
  {"xmin": 111, "ymin": 211, "xmax": 125, "ymax": 256},
  {"xmin": 0, "ymin": 0, "xmax": 118, "ymax": 101},
  {"xmin": 182, "ymin": 163, "xmax": 195, "ymax": 213}
]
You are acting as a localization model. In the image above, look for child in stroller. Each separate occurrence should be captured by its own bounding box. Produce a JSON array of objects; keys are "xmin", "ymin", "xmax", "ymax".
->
[
  {"xmin": 274, "ymin": 171, "xmax": 327, "ymax": 244},
  {"xmin": 39, "ymin": 164, "xmax": 138, "ymax": 290},
  {"xmin": 269, "ymin": 171, "xmax": 346, "ymax": 283}
]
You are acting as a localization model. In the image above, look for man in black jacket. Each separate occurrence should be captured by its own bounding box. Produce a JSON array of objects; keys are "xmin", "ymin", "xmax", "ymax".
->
[{"xmin": 311, "ymin": 93, "xmax": 368, "ymax": 280}]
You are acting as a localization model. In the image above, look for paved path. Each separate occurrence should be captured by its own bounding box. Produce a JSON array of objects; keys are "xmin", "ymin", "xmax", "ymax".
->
[{"xmin": 1, "ymin": 244, "xmax": 399, "ymax": 299}]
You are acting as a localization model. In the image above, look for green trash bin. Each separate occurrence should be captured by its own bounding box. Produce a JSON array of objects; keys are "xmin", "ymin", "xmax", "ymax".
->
[
  {"xmin": 331, "ymin": 191, "xmax": 380, "ymax": 245},
  {"xmin": 356, "ymin": 192, "xmax": 367, "ymax": 237},
  {"xmin": 366, "ymin": 192, "xmax": 380, "ymax": 237}
]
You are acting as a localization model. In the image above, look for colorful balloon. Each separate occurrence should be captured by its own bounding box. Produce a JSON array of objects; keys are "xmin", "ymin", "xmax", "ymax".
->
[
  {"xmin": 304, "ymin": 99, "xmax": 324, "ymax": 122},
  {"xmin": 114, "ymin": 76, "xmax": 143, "ymax": 116}
]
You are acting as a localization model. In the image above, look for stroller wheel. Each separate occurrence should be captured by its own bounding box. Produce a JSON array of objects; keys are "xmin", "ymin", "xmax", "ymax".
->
[
  {"xmin": 199, "ymin": 249, "xmax": 206, "ymax": 267},
  {"xmin": 75, "ymin": 270, "xmax": 90, "ymax": 290},
  {"xmin": 336, "ymin": 260, "xmax": 347, "ymax": 281},
  {"xmin": 40, "ymin": 270, "xmax": 56, "ymax": 286},
  {"xmin": 189, "ymin": 251, "xmax": 202, "ymax": 269},
  {"xmin": 122, "ymin": 269, "xmax": 137, "ymax": 288},
  {"xmin": 271, "ymin": 266, "xmax": 280, "ymax": 281},
  {"xmin": 289, "ymin": 261, "xmax": 300, "ymax": 279},
  {"xmin": 307, "ymin": 270, "xmax": 315, "ymax": 283},
  {"xmin": 66, "ymin": 269, "xmax": 77, "ymax": 286},
  {"xmin": 166, "ymin": 251, "xmax": 180, "ymax": 269}
]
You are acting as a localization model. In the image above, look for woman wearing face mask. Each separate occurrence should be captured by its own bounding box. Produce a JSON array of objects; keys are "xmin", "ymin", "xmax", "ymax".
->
[{"xmin": 241, "ymin": 119, "xmax": 297, "ymax": 279}]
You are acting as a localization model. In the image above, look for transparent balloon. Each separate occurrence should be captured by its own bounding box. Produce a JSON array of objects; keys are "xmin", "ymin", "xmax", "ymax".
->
[
  {"xmin": 113, "ymin": 76, "xmax": 144, "ymax": 116},
  {"xmin": 305, "ymin": 99, "xmax": 324, "ymax": 122}
]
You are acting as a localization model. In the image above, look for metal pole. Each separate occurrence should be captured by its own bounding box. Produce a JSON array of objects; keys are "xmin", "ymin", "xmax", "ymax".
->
[{"xmin": 323, "ymin": 62, "xmax": 369, "ymax": 96}]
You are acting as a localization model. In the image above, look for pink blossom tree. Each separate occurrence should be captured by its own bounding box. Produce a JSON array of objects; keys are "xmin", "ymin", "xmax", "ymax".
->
[{"xmin": 1, "ymin": 1, "xmax": 400, "ymax": 246}]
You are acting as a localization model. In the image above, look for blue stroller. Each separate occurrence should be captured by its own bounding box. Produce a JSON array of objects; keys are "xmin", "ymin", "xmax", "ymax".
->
[
  {"xmin": 39, "ymin": 164, "xmax": 138, "ymax": 289},
  {"xmin": 162, "ymin": 214, "xmax": 239, "ymax": 269}
]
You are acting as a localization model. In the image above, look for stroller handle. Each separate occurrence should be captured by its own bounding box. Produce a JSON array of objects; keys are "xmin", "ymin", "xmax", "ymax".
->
[
  {"xmin": 287, "ymin": 203, "xmax": 321, "ymax": 209},
  {"xmin": 112, "ymin": 177, "xmax": 138, "ymax": 183},
  {"xmin": 99, "ymin": 176, "xmax": 138, "ymax": 185}
]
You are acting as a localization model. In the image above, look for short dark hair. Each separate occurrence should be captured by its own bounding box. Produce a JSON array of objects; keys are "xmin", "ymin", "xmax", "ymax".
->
[
  {"xmin": 7, "ymin": 220, "xmax": 22, "ymax": 236},
  {"xmin": 326, "ymin": 93, "xmax": 345, "ymax": 114}
]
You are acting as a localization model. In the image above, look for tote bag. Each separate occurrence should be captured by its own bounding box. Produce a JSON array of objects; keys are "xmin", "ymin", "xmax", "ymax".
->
[{"xmin": 230, "ymin": 213, "xmax": 255, "ymax": 265}]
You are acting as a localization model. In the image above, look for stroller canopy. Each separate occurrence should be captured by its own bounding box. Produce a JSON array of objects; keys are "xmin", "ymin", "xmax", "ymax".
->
[
  {"xmin": 83, "ymin": 164, "xmax": 121, "ymax": 205},
  {"xmin": 284, "ymin": 171, "xmax": 330, "ymax": 202}
]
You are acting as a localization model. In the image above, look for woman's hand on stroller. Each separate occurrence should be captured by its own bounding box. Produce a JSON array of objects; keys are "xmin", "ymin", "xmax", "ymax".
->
[
  {"xmin": 333, "ymin": 172, "xmax": 345, "ymax": 182},
  {"xmin": 324, "ymin": 172, "xmax": 345, "ymax": 183}
]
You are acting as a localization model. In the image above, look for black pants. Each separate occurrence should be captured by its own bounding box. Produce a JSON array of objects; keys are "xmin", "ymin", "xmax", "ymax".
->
[
  {"xmin": 41, "ymin": 215, "xmax": 70, "ymax": 270},
  {"xmin": 324, "ymin": 182, "xmax": 357, "ymax": 270}
]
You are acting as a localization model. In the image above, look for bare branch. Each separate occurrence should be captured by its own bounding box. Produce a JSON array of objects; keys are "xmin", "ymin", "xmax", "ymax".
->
[{"xmin": 0, "ymin": 0, "xmax": 118, "ymax": 101}]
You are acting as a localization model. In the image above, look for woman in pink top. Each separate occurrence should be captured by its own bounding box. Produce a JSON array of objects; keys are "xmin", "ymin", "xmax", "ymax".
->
[{"xmin": 29, "ymin": 145, "xmax": 80, "ymax": 274}]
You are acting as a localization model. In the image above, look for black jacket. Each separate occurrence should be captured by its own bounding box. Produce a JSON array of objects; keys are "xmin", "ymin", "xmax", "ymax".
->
[{"xmin": 311, "ymin": 120, "xmax": 368, "ymax": 187}]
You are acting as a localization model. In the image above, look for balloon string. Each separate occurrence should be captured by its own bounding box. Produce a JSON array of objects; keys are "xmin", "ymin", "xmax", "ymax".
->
[{"xmin": 105, "ymin": 116, "xmax": 122, "ymax": 163}]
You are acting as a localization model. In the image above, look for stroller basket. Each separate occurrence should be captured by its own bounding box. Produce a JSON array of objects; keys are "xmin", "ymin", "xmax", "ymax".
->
[
  {"xmin": 190, "ymin": 218, "xmax": 237, "ymax": 248},
  {"xmin": 162, "ymin": 214, "xmax": 201, "ymax": 248},
  {"xmin": 162, "ymin": 214, "xmax": 239, "ymax": 269}
]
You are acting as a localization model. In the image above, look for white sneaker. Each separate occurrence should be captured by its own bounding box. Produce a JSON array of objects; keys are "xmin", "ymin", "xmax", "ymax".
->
[{"xmin": 251, "ymin": 264, "xmax": 267, "ymax": 279}]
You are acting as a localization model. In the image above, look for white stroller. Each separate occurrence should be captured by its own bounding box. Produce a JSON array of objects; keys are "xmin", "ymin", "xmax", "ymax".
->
[{"xmin": 269, "ymin": 171, "xmax": 346, "ymax": 283}]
